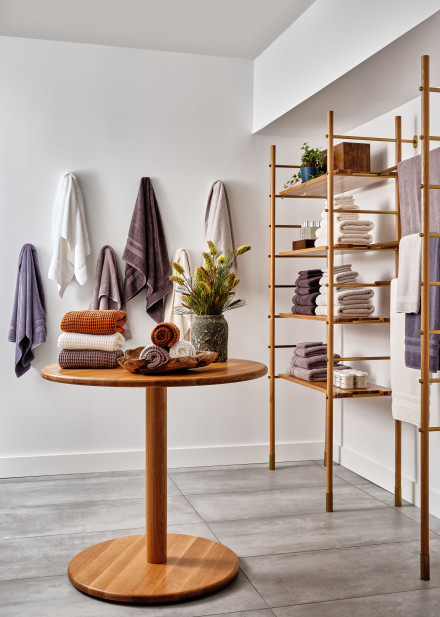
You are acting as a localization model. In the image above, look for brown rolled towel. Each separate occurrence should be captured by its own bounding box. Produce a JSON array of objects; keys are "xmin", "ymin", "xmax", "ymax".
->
[
  {"xmin": 151, "ymin": 322, "xmax": 180, "ymax": 348},
  {"xmin": 139, "ymin": 345, "xmax": 170, "ymax": 367},
  {"xmin": 59, "ymin": 349, "xmax": 123, "ymax": 369},
  {"xmin": 61, "ymin": 310, "xmax": 126, "ymax": 334}
]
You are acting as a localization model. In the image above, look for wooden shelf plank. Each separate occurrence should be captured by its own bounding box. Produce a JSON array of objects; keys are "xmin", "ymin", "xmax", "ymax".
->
[
  {"xmin": 279, "ymin": 171, "xmax": 397, "ymax": 198},
  {"xmin": 278, "ymin": 313, "xmax": 390, "ymax": 324},
  {"xmin": 278, "ymin": 242, "xmax": 398, "ymax": 257},
  {"xmin": 278, "ymin": 374, "xmax": 392, "ymax": 398}
]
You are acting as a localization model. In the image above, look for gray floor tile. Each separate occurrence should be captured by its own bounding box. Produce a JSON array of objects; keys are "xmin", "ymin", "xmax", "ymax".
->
[
  {"xmin": 0, "ymin": 495, "xmax": 201, "ymax": 539},
  {"xmin": 215, "ymin": 612, "xmax": 275, "ymax": 617},
  {"xmin": 315, "ymin": 462, "xmax": 370, "ymax": 485},
  {"xmin": 186, "ymin": 484, "xmax": 387, "ymax": 522},
  {"xmin": 396, "ymin": 504, "xmax": 440, "ymax": 535},
  {"xmin": 0, "ymin": 522, "xmax": 217, "ymax": 581},
  {"xmin": 273, "ymin": 588, "xmax": 440, "ymax": 617},
  {"xmin": 209, "ymin": 508, "xmax": 427, "ymax": 557},
  {"xmin": 169, "ymin": 461, "xmax": 315, "ymax": 474},
  {"xmin": 170, "ymin": 464, "xmax": 346, "ymax": 496},
  {"xmin": 0, "ymin": 571, "xmax": 268, "ymax": 617},
  {"xmin": 241, "ymin": 539, "xmax": 440, "ymax": 608},
  {"xmin": 0, "ymin": 474, "xmax": 180, "ymax": 507},
  {"xmin": 354, "ymin": 482, "xmax": 409, "ymax": 506}
]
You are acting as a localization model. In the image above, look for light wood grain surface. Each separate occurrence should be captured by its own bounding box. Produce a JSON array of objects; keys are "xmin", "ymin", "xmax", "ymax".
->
[
  {"xmin": 41, "ymin": 359, "xmax": 268, "ymax": 388},
  {"xmin": 68, "ymin": 533, "xmax": 239, "ymax": 603}
]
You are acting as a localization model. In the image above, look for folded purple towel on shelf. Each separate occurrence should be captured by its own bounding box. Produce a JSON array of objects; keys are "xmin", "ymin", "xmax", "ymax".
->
[
  {"xmin": 287, "ymin": 363, "xmax": 352, "ymax": 382},
  {"xmin": 296, "ymin": 342, "xmax": 323, "ymax": 348},
  {"xmin": 291, "ymin": 305, "xmax": 316, "ymax": 315},
  {"xmin": 296, "ymin": 275, "xmax": 322, "ymax": 288},
  {"xmin": 294, "ymin": 345, "xmax": 327, "ymax": 358},
  {"xmin": 295, "ymin": 286, "xmax": 320, "ymax": 296},
  {"xmin": 291, "ymin": 353, "xmax": 341, "ymax": 370},
  {"xmin": 297, "ymin": 269, "xmax": 323, "ymax": 279},
  {"xmin": 293, "ymin": 292, "xmax": 320, "ymax": 306}
]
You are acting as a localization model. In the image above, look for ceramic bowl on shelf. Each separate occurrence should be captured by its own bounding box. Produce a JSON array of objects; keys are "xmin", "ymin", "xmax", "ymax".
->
[{"xmin": 118, "ymin": 347, "xmax": 218, "ymax": 374}]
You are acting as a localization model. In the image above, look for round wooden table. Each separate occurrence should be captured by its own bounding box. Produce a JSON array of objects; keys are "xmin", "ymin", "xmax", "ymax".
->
[{"xmin": 41, "ymin": 359, "xmax": 267, "ymax": 603}]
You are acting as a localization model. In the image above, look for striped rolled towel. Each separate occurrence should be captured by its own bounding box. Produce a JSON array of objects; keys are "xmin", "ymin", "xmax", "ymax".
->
[
  {"xmin": 151, "ymin": 322, "xmax": 180, "ymax": 348},
  {"xmin": 139, "ymin": 345, "xmax": 170, "ymax": 368},
  {"xmin": 61, "ymin": 310, "xmax": 126, "ymax": 334},
  {"xmin": 58, "ymin": 332, "xmax": 125, "ymax": 351},
  {"xmin": 170, "ymin": 340, "xmax": 196, "ymax": 358},
  {"xmin": 59, "ymin": 350, "xmax": 123, "ymax": 369}
]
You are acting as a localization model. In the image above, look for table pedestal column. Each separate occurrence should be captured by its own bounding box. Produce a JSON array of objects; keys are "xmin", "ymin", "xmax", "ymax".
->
[{"xmin": 67, "ymin": 385, "xmax": 239, "ymax": 603}]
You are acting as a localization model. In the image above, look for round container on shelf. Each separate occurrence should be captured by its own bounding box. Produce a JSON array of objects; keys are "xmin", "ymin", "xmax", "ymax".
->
[
  {"xmin": 190, "ymin": 314, "xmax": 228, "ymax": 363},
  {"xmin": 338, "ymin": 371, "xmax": 355, "ymax": 389},
  {"xmin": 353, "ymin": 371, "xmax": 368, "ymax": 388}
]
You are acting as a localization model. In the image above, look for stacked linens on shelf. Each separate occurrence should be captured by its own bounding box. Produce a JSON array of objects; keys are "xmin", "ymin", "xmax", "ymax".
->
[
  {"xmin": 314, "ymin": 265, "xmax": 375, "ymax": 317},
  {"xmin": 315, "ymin": 195, "xmax": 374, "ymax": 247},
  {"xmin": 58, "ymin": 310, "xmax": 126, "ymax": 368},
  {"xmin": 291, "ymin": 269, "xmax": 323, "ymax": 315},
  {"xmin": 287, "ymin": 342, "xmax": 352, "ymax": 382}
]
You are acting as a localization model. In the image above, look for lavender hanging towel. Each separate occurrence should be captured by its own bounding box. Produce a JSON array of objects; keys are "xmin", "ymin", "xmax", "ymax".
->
[
  {"xmin": 89, "ymin": 245, "xmax": 132, "ymax": 339},
  {"xmin": 8, "ymin": 244, "xmax": 47, "ymax": 377},
  {"xmin": 405, "ymin": 237, "xmax": 440, "ymax": 372},
  {"xmin": 122, "ymin": 178, "xmax": 172, "ymax": 323}
]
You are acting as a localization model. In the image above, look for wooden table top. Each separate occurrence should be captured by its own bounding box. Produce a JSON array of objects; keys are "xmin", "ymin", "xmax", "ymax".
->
[{"xmin": 41, "ymin": 359, "xmax": 268, "ymax": 388}]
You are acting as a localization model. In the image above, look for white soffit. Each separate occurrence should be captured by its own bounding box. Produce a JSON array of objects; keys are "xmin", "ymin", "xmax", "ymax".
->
[
  {"xmin": 0, "ymin": 0, "xmax": 314, "ymax": 59},
  {"xmin": 256, "ymin": 11, "xmax": 440, "ymax": 138}
]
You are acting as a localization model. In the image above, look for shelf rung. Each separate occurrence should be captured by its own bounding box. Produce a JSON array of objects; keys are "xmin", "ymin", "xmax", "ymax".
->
[
  {"xmin": 268, "ymin": 344, "xmax": 297, "ymax": 349},
  {"xmin": 420, "ymin": 184, "xmax": 440, "ymax": 189},
  {"xmin": 428, "ymin": 282, "xmax": 440, "ymax": 286},
  {"xmin": 330, "ymin": 133, "xmax": 417, "ymax": 147},
  {"xmin": 269, "ymin": 224, "xmax": 301, "ymax": 228},
  {"xmin": 428, "ymin": 331, "xmax": 440, "ymax": 335},
  {"xmin": 332, "ymin": 282, "xmax": 391, "ymax": 288},
  {"xmin": 324, "ymin": 208, "xmax": 397, "ymax": 214},
  {"xmin": 428, "ymin": 233, "xmax": 440, "ymax": 237},
  {"xmin": 273, "ymin": 194, "xmax": 327, "ymax": 199},
  {"xmin": 429, "ymin": 87, "xmax": 440, "ymax": 93},
  {"xmin": 418, "ymin": 426, "xmax": 440, "ymax": 432},
  {"xmin": 269, "ymin": 164, "xmax": 301, "ymax": 169},
  {"xmin": 428, "ymin": 378, "xmax": 440, "ymax": 383},
  {"xmin": 268, "ymin": 284, "xmax": 296, "ymax": 288},
  {"xmin": 337, "ymin": 356, "xmax": 390, "ymax": 361}
]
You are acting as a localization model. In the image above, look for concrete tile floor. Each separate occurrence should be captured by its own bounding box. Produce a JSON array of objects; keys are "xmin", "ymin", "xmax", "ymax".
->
[{"xmin": 1, "ymin": 460, "xmax": 440, "ymax": 616}]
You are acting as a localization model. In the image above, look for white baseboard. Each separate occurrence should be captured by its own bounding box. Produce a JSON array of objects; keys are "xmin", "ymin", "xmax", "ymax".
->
[
  {"xmin": 340, "ymin": 445, "xmax": 440, "ymax": 518},
  {"xmin": 0, "ymin": 440, "xmax": 324, "ymax": 478}
]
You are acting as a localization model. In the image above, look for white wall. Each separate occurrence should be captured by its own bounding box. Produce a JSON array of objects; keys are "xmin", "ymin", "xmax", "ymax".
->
[
  {"xmin": 0, "ymin": 36, "xmax": 324, "ymax": 477},
  {"xmin": 253, "ymin": 0, "xmax": 440, "ymax": 133},
  {"xmin": 331, "ymin": 97, "xmax": 440, "ymax": 517}
]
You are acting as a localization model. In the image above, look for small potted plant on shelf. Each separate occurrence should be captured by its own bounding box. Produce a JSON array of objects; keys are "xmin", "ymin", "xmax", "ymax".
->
[
  {"xmin": 170, "ymin": 242, "xmax": 251, "ymax": 362},
  {"xmin": 284, "ymin": 142, "xmax": 326, "ymax": 189}
]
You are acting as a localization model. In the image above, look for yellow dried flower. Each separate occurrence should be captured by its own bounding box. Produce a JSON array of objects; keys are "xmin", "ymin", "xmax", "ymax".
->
[
  {"xmin": 197, "ymin": 281, "xmax": 211, "ymax": 294},
  {"xmin": 170, "ymin": 275, "xmax": 184, "ymax": 286},
  {"xmin": 236, "ymin": 245, "xmax": 251, "ymax": 255},
  {"xmin": 172, "ymin": 261, "xmax": 185, "ymax": 275},
  {"xmin": 217, "ymin": 254, "xmax": 226, "ymax": 265},
  {"xmin": 232, "ymin": 278, "xmax": 240, "ymax": 288},
  {"xmin": 227, "ymin": 273, "xmax": 236, "ymax": 289},
  {"xmin": 207, "ymin": 240, "xmax": 218, "ymax": 256}
]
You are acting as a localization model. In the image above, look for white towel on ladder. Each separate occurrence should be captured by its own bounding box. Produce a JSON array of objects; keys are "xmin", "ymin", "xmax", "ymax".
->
[
  {"xmin": 396, "ymin": 233, "xmax": 422, "ymax": 313},
  {"xmin": 390, "ymin": 279, "xmax": 426, "ymax": 426},
  {"xmin": 164, "ymin": 248, "xmax": 193, "ymax": 341}
]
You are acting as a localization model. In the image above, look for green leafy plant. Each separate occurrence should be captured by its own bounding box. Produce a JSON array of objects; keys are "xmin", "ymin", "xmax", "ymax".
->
[
  {"xmin": 284, "ymin": 142, "xmax": 326, "ymax": 189},
  {"xmin": 170, "ymin": 241, "xmax": 251, "ymax": 315}
]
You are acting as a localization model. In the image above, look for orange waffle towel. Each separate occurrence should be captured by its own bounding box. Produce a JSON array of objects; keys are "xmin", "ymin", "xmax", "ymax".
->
[
  {"xmin": 151, "ymin": 322, "xmax": 180, "ymax": 348},
  {"xmin": 61, "ymin": 310, "xmax": 126, "ymax": 335}
]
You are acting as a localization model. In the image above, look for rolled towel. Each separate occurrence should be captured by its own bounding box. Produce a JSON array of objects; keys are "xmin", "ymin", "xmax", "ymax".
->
[
  {"xmin": 58, "ymin": 331, "xmax": 125, "ymax": 351},
  {"xmin": 170, "ymin": 340, "xmax": 196, "ymax": 358},
  {"xmin": 59, "ymin": 349, "xmax": 123, "ymax": 369},
  {"xmin": 139, "ymin": 345, "xmax": 170, "ymax": 367},
  {"xmin": 151, "ymin": 322, "xmax": 180, "ymax": 348},
  {"xmin": 61, "ymin": 310, "xmax": 126, "ymax": 334}
]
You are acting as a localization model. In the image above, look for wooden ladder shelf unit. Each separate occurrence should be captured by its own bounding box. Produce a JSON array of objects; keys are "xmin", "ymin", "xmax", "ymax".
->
[{"xmin": 268, "ymin": 115, "xmax": 405, "ymax": 533}]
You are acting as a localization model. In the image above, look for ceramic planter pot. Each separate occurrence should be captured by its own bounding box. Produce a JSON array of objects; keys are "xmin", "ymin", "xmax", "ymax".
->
[
  {"xmin": 190, "ymin": 314, "xmax": 228, "ymax": 363},
  {"xmin": 300, "ymin": 165, "xmax": 317, "ymax": 182}
]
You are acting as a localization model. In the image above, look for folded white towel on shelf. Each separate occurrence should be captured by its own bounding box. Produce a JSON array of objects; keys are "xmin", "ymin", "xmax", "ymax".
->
[
  {"xmin": 319, "ymin": 220, "xmax": 374, "ymax": 233},
  {"xmin": 396, "ymin": 233, "xmax": 422, "ymax": 313},
  {"xmin": 315, "ymin": 305, "xmax": 375, "ymax": 316},
  {"xmin": 322, "ymin": 264, "xmax": 353, "ymax": 274},
  {"xmin": 390, "ymin": 279, "xmax": 425, "ymax": 425},
  {"xmin": 58, "ymin": 331, "xmax": 125, "ymax": 351},
  {"xmin": 315, "ymin": 234, "xmax": 373, "ymax": 247},
  {"xmin": 321, "ymin": 211, "xmax": 359, "ymax": 222},
  {"xmin": 316, "ymin": 290, "xmax": 374, "ymax": 307}
]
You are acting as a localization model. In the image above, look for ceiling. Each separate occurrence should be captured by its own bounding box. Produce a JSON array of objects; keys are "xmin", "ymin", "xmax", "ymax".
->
[{"xmin": 0, "ymin": 0, "xmax": 314, "ymax": 59}]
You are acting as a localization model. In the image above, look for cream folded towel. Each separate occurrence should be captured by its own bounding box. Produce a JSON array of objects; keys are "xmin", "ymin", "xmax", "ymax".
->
[
  {"xmin": 319, "ymin": 272, "xmax": 359, "ymax": 286},
  {"xmin": 316, "ymin": 290, "xmax": 374, "ymax": 306},
  {"xmin": 315, "ymin": 235, "xmax": 372, "ymax": 247},
  {"xmin": 391, "ymin": 279, "xmax": 425, "ymax": 425},
  {"xmin": 315, "ymin": 305, "xmax": 374, "ymax": 316},
  {"xmin": 319, "ymin": 220, "xmax": 374, "ymax": 234},
  {"xmin": 164, "ymin": 248, "xmax": 193, "ymax": 340},
  {"xmin": 396, "ymin": 234, "xmax": 422, "ymax": 313},
  {"xmin": 58, "ymin": 332, "xmax": 125, "ymax": 351},
  {"xmin": 48, "ymin": 173, "xmax": 91, "ymax": 297}
]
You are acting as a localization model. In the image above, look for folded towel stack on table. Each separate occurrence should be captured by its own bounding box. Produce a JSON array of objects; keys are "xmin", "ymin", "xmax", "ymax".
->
[
  {"xmin": 291, "ymin": 269, "xmax": 323, "ymax": 316},
  {"xmin": 58, "ymin": 310, "xmax": 126, "ymax": 368},
  {"xmin": 314, "ymin": 264, "xmax": 376, "ymax": 317},
  {"xmin": 286, "ymin": 342, "xmax": 352, "ymax": 382},
  {"xmin": 315, "ymin": 195, "xmax": 374, "ymax": 247}
]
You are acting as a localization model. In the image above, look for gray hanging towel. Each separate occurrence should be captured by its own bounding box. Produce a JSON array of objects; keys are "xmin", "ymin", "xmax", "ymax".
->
[
  {"xmin": 204, "ymin": 180, "xmax": 236, "ymax": 268},
  {"xmin": 89, "ymin": 245, "xmax": 132, "ymax": 339},
  {"xmin": 397, "ymin": 147, "xmax": 440, "ymax": 236},
  {"xmin": 122, "ymin": 178, "xmax": 172, "ymax": 323},
  {"xmin": 8, "ymin": 244, "xmax": 47, "ymax": 377},
  {"xmin": 405, "ymin": 237, "xmax": 440, "ymax": 372}
]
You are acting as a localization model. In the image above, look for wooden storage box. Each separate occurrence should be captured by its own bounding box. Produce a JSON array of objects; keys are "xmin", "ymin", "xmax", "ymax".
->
[{"xmin": 325, "ymin": 142, "xmax": 370, "ymax": 173}]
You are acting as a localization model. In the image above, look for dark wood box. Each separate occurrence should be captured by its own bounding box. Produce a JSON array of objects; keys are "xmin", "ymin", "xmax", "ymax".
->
[
  {"xmin": 324, "ymin": 142, "xmax": 370, "ymax": 173},
  {"xmin": 292, "ymin": 239, "xmax": 316, "ymax": 250}
]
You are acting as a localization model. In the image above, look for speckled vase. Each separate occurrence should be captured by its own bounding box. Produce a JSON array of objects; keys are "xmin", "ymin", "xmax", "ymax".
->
[{"xmin": 190, "ymin": 314, "xmax": 228, "ymax": 363}]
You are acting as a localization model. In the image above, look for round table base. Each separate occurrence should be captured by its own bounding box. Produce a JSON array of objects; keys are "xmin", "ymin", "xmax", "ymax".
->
[{"xmin": 68, "ymin": 533, "xmax": 239, "ymax": 603}]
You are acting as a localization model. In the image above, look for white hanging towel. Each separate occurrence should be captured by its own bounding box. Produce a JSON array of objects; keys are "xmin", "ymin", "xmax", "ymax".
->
[
  {"xmin": 396, "ymin": 233, "xmax": 422, "ymax": 313},
  {"xmin": 390, "ymin": 279, "xmax": 426, "ymax": 426},
  {"xmin": 48, "ymin": 173, "xmax": 91, "ymax": 297},
  {"xmin": 204, "ymin": 180, "xmax": 236, "ymax": 268},
  {"xmin": 164, "ymin": 248, "xmax": 193, "ymax": 341}
]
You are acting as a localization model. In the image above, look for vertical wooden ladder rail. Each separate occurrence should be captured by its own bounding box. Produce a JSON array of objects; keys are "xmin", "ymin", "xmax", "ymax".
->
[
  {"xmin": 395, "ymin": 116, "xmax": 403, "ymax": 508},
  {"xmin": 269, "ymin": 145, "xmax": 276, "ymax": 470},
  {"xmin": 326, "ymin": 111, "xmax": 335, "ymax": 512}
]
